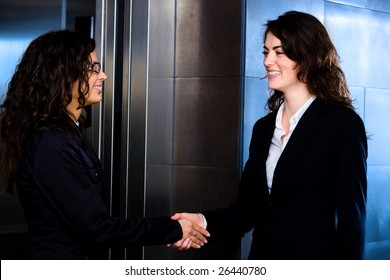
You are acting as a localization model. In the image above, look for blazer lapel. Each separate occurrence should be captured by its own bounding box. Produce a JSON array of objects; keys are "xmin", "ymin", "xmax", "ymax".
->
[
  {"xmin": 260, "ymin": 113, "xmax": 277, "ymax": 163},
  {"xmin": 271, "ymin": 99, "xmax": 329, "ymax": 189},
  {"xmin": 248, "ymin": 113, "xmax": 276, "ymax": 197}
]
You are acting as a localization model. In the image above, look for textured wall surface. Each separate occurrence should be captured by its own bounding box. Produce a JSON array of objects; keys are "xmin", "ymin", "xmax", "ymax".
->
[{"xmin": 145, "ymin": 0, "xmax": 243, "ymax": 259}]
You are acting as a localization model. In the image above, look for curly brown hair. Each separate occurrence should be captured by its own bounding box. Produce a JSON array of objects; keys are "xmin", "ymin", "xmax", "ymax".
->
[
  {"xmin": 264, "ymin": 11, "xmax": 354, "ymax": 112},
  {"xmin": 0, "ymin": 30, "xmax": 96, "ymax": 193}
]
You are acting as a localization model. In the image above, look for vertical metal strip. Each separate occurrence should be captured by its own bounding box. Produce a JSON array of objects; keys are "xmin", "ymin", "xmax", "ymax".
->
[
  {"xmin": 121, "ymin": 0, "xmax": 131, "ymax": 221},
  {"xmin": 143, "ymin": 0, "xmax": 151, "ymax": 224},
  {"xmin": 143, "ymin": 0, "xmax": 151, "ymax": 259},
  {"xmin": 92, "ymin": 0, "xmax": 105, "ymax": 157},
  {"xmin": 94, "ymin": 0, "xmax": 117, "ymax": 228},
  {"xmin": 102, "ymin": 0, "xmax": 116, "ymax": 217},
  {"xmin": 95, "ymin": 0, "xmax": 120, "ymax": 260},
  {"xmin": 121, "ymin": 0, "xmax": 132, "ymax": 259},
  {"xmin": 125, "ymin": 0, "xmax": 149, "ymax": 259},
  {"xmin": 95, "ymin": 0, "xmax": 150, "ymax": 260}
]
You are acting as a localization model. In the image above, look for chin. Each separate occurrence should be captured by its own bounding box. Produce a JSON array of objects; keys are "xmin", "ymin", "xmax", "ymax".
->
[
  {"xmin": 85, "ymin": 99, "xmax": 102, "ymax": 106},
  {"xmin": 87, "ymin": 95, "xmax": 102, "ymax": 105}
]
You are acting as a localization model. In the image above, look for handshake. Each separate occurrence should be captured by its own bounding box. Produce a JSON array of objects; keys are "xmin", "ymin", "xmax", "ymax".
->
[{"xmin": 168, "ymin": 212, "xmax": 210, "ymax": 250}]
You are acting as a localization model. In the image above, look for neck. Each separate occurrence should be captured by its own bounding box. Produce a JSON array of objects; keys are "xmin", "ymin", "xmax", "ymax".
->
[
  {"xmin": 66, "ymin": 103, "xmax": 82, "ymax": 123},
  {"xmin": 283, "ymin": 87, "xmax": 312, "ymax": 116}
]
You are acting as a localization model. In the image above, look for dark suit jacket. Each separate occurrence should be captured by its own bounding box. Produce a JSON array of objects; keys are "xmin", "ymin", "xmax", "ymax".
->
[
  {"xmin": 16, "ymin": 127, "xmax": 182, "ymax": 259},
  {"xmin": 204, "ymin": 99, "xmax": 367, "ymax": 259}
]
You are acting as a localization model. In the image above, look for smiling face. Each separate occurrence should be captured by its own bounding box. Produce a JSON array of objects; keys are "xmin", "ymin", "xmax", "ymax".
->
[
  {"xmin": 263, "ymin": 32, "xmax": 304, "ymax": 94},
  {"xmin": 67, "ymin": 51, "xmax": 107, "ymax": 120},
  {"xmin": 70, "ymin": 51, "xmax": 107, "ymax": 106},
  {"xmin": 83, "ymin": 51, "xmax": 107, "ymax": 106}
]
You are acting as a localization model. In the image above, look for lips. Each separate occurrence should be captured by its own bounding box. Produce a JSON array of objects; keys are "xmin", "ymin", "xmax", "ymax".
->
[
  {"xmin": 267, "ymin": 71, "xmax": 281, "ymax": 79},
  {"xmin": 94, "ymin": 84, "xmax": 103, "ymax": 92}
]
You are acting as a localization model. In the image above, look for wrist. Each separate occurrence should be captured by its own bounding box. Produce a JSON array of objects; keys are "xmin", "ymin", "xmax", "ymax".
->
[{"xmin": 197, "ymin": 213, "xmax": 207, "ymax": 229}]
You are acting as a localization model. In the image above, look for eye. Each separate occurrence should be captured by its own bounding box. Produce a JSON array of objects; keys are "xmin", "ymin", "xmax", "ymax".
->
[
  {"xmin": 86, "ymin": 62, "xmax": 101, "ymax": 74},
  {"xmin": 262, "ymin": 50, "xmax": 269, "ymax": 56}
]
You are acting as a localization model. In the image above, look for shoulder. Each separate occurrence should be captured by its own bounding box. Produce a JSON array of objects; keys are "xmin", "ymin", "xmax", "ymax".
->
[
  {"xmin": 309, "ymin": 99, "xmax": 363, "ymax": 127},
  {"xmin": 314, "ymin": 101, "xmax": 367, "ymax": 144},
  {"xmin": 37, "ymin": 128, "xmax": 80, "ymax": 153},
  {"xmin": 325, "ymin": 102, "xmax": 364, "ymax": 129},
  {"xmin": 253, "ymin": 112, "xmax": 276, "ymax": 130}
]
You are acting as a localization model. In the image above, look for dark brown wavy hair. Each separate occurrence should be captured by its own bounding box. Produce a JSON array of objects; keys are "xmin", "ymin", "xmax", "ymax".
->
[
  {"xmin": 264, "ymin": 11, "xmax": 354, "ymax": 112},
  {"xmin": 0, "ymin": 30, "xmax": 96, "ymax": 193}
]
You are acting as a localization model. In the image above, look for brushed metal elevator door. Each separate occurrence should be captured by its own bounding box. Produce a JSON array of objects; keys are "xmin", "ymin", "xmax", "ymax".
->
[
  {"xmin": 94, "ymin": 0, "xmax": 150, "ymax": 260},
  {"xmin": 94, "ymin": 0, "xmax": 243, "ymax": 260}
]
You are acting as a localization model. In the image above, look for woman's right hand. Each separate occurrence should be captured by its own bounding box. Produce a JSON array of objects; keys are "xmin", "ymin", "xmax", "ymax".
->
[{"xmin": 172, "ymin": 217, "xmax": 210, "ymax": 250}]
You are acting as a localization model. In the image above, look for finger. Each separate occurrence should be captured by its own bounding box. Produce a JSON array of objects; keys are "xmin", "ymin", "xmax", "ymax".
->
[
  {"xmin": 192, "ymin": 223, "xmax": 210, "ymax": 237},
  {"xmin": 186, "ymin": 239, "xmax": 193, "ymax": 250},
  {"xmin": 179, "ymin": 238, "xmax": 192, "ymax": 250},
  {"xmin": 190, "ymin": 231, "xmax": 206, "ymax": 247},
  {"xmin": 171, "ymin": 238, "xmax": 186, "ymax": 248},
  {"xmin": 195, "ymin": 231, "xmax": 207, "ymax": 244},
  {"xmin": 170, "ymin": 213, "xmax": 182, "ymax": 220},
  {"xmin": 190, "ymin": 230, "xmax": 209, "ymax": 245},
  {"xmin": 190, "ymin": 238, "xmax": 202, "ymax": 249}
]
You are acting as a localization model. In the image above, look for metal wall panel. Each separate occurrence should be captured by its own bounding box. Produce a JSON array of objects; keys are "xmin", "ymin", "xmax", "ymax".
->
[
  {"xmin": 175, "ymin": 0, "xmax": 242, "ymax": 77},
  {"xmin": 96, "ymin": 0, "xmax": 243, "ymax": 260},
  {"xmin": 144, "ymin": 0, "xmax": 176, "ymax": 260},
  {"xmin": 96, "ymin": 0, "xmax": 151, "ymax": 260},
  {"xmin": 94, "ymin": 0, "xmax": 122, "ymax": 259},
  {"xmin": 125, "ymin": 0, "xmax": 149, "ymax": 259},
  {"xmin": 95, "ymin": 0, "xmax": 150, "ymax": 260},
  {"xmin": 171, "ymin": 0, "xmax": 243, "ymax": 260}
]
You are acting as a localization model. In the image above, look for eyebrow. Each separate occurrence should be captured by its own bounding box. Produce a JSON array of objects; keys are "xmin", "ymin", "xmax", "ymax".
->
[{"xmin": 263, "ymin": 45, "xmax": 283, "ymax": 50}]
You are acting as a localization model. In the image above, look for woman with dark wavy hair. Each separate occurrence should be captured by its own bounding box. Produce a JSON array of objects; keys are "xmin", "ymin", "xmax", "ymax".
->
[
  {"xmin": 172, "ymin": 11, "xmax": 367, "ymax": 259},
  {"xmin": 0, "ymin": 30, "xmax": 209, "ymax": 259}
]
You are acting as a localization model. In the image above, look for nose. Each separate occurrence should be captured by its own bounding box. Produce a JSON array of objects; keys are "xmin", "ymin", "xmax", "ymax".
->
[
  {"xmin": 263, "ymin": 52, "xmax": 275, "ymax": 67},
  {"xmin": 263, "ymin": 53, "xmax": 274, "ymax": 68},
  {"xmin": 99, "ymin": 70, "xmax": 108, "ymax": 80}
]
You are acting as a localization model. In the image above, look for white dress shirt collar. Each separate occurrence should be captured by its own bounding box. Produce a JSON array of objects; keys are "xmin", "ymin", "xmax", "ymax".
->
[{"xmin": 266, "ymin": 95, "xmax": 317, "ymax": 190}]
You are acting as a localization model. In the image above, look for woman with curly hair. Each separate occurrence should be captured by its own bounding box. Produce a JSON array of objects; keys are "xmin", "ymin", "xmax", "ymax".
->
[
  {"xmin": 172, "ymin": 11, "xmax": 368, "ymax": 259},
  {"xmin": 0, "ymin": 30, "xmax": 209, "ymax": 259}
]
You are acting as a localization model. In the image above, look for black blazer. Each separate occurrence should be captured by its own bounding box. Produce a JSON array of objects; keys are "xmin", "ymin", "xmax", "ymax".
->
[
  {"xmin": 204, "ymin": 99, "xmax": 367, "ymax": 259},
  {"xmin": 16, "ymin": 127, "xmax": 182, "ymax": 259}
]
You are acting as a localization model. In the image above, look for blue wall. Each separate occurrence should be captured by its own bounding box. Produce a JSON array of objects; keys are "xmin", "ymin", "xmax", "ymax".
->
[{"xmin": 243, "ymin": 0, "xmax": 390, "ymax": 259}]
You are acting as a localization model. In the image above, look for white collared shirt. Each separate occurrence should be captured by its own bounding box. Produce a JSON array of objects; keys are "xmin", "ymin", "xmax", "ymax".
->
[{"xmin": 266, "ymin": 95, "xmax": 316, "ymax": 193}]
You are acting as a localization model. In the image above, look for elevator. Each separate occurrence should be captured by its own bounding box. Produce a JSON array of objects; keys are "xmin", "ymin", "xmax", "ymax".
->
[
  {"xmin": 93, "ymin": 0, "xmax": 243, "ymax": 259},
  {"xmin": 0, "ymin": 0, "xmax": 243, "ymax": 260}
]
